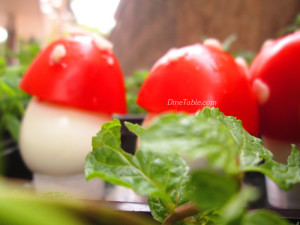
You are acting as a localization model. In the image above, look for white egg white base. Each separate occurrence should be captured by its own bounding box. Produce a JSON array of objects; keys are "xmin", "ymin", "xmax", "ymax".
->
[
  {"xmin": 265, "ymin": 177, "xmax": 300, "ymax": 209},
  {"xmin": 20, "ymin": 98, "xmax": 112, "ymax": 199},
  {"xmin": 263, "ymin": 136, "xmax": 300, "ymax": 209}
]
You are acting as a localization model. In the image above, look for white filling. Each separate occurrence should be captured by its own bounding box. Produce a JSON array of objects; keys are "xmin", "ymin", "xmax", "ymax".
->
[
  {"xmin": 262, "ymin": 39, "xmax": 273, "ymax": 49},
  {"xmin": 252, "ymin": 78, "xmax": 270, "ymax": 105},
  {"xmin": 203, "ymin": 38, "xmax": 223, "ymax": 51},
  {"xmin": 50, "ymin": 44, "xmax": 66, "ymax": 64},
  {"xmin": 157, "ymin": 48, "xmax": 189, "ymax": 66},
  {"xmin": 164, "ymin": 48, "xmax": 181, "ymax": 61},
  {"xmin": 92, "ymin": 34, "xmax": 113, "ymax": 52},
  {"xmin": 19, "ymin": 98, "xmax": 112, "ymax": 176}
]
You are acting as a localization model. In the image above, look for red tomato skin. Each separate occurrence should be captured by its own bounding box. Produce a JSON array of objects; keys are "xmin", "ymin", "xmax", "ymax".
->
[
  {"xmin": 137, "ymin": 44, "xmax": 259, "ymax": 136},
  {"xmin": 250, "ymin": 32, "xmax": 300, "ymax": 142},
  {"xmin": 20, "ymin": 34, "xmax": 126, "ymax": 114}
]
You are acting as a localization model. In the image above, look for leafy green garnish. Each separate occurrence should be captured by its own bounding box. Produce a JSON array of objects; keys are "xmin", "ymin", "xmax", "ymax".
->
[
  {"xmin": 85, "ymin": 108, "xmax": 297, "ymax": 224},
  {"xmin": 148, "ymin": 177, "xmax": 189, "ymax": 223},
  {"xmin": 219, "ymin": 186, "xmax": 259, "ymax": 225},
  {"xmin": 126, "ymin": 109, "xmax": 241, "ymax": 174},
  {"xmin": 186, "ymin": 170, "xmax": 239, "ymax": 210},
  {"xmin": 233, "ymin": 50, "xmax": 255, "ymax": 65},
  {"xmin": 1, "ymin": 114, "xmax": 21, "ymax": 141},
  {"xmin": 85, "ymin": 119, "xmax": 189, "ymax": 204},
  {"xmin": 242, "ymin": 210, "xmax": 291, "ymax": 225},
  {"xmin": 0, "ymin": 181, "xmax": 156, "ymax": 225},
  {"xmin": 0, "ymin": 40, "xmax": 39, "ymax": 144},
  {"xmin": 125, "ymin": 70, "xmax": 148, "ymax": 114},
  {"xmin": 279, "ymin": 13, "xmax": 300, "ymax": 36},
  {"xmin": 243, "ymin": 145, "xmax": 300, "ymax": 190},
  {"xmin": 128, "ymin": 108, "xmax": 299, "ymax": 190},
  {"xmin": 0, "ymin": 66, "xmax": 30, "ymax": 143}
]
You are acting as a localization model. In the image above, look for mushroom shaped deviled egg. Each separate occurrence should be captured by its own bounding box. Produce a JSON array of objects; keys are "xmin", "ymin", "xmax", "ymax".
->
[
  {"xmin": 137, "ymin": 40, "xmax": 259, "ymax": 136},
  {"xmin": 19, "ymin": 34, "xmax": 126, "ymax": 199},
  {"xmin": 250, "ymin": 31, "xmax": 300, "ymax": 209}
]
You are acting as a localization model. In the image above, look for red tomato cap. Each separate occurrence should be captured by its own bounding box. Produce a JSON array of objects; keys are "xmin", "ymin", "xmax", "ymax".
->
[
  {"xmin": 250, "ymin": 31, "xmax": 300, "ymax": 141},
  {"xmin": 20, "ymin": 34, "xmax": 126, "ymax": 114},
  {"xmin": 137, "ymin": 44, "xmax": 259, "ymax": 136}
]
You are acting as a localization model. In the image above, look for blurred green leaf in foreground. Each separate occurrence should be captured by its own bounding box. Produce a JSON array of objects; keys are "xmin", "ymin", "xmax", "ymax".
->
[{"xmin": 0, "ymin": 180, "xmax": 157, "ymax": 225}]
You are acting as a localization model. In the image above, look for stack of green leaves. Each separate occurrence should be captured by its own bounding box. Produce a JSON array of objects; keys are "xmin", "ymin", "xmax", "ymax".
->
[{"xmin": 85, "ymin": 108, "xmax": 299, "ymax": 225}]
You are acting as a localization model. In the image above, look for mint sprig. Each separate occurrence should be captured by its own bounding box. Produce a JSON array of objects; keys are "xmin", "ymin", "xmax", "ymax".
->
[
  {"xmin": 126, "ymin": 108, "xmax": 241, "ymax": 174},
  {"xmin": 186, "ymin": 170, "xmax": 239, "ymax": 210},
  {"xmin": 243, "ymin": 145, "xmax": 300, "ymax": 190},
  {"xmin": 85, "ymin": 108, "xmax": 298, "ymax": 224},
  {"xmin": 128, "ymin": 108, "xmax": 299, "ymax": 190},
  {"xmin": 85, "ymin": 119, "xmax": 189, "ymax": 204}
]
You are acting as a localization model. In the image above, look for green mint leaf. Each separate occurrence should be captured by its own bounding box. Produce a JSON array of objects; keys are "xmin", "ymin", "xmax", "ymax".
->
[
  {"xmin": 128, "ymin": 108, "xmax": 241, "ymax": 174},
  {"xmin": 125, "ymin": 121, "xmax": 145, "ymax": 136},
  {"xmin": 85, "ymin": 119, "xmax": 189, "ymax": 203},
  {"xmin": 219, "ymin": 186, "xmax": 258, "ymax": 225},
  {"xmin": 0, "ymin": 81, "xmax": 16, "ymax": 97},
  {"xmin": 0, "ymin": 182, "xmax": 157, "ymax": 225},
  {"xmin": 191, "ymin": 210, "xmax": 220, "ymax": 225},
  {"xmin": 186, "ymin": 170, "xmax": 239, "ymax": 210},
  {"xmin": 148, "ymin": 197, "xmax": 169, "ymax": 222},
  {"xmin": 85, "ymin": 108, "xmax": 297, "ymax": 225},
  {"xmin": 0, "ymin": 67, "xmax": 30, "ymax": 143},
  {"xmin": 243, "ymin": 145, "xmax": 300, "ymax": 190},
  {"xmin": 148, "ymin": 177, "xmax": 189, "ymax": 222},
  {"xmin": 2, "ymin": 114, "xmax": 21, "ymax": 141},
  {"xmin": 128, "ymin": 107, "xmax": 299, "ymax": 190},
  {"xmin": 242, "ymin": 209, "xmax": 291, "ymax": 225},
  {"xmin": 0, "ymin": 186, "xmax": 86, "ymax": 225},
  {"xmin": 0, "ymin": 57, "xmax": 6, "ymax": 74},
  {"xmin": 239, "ymin": 133, "xmax": 273, "ymax": 168},
  {"xmin": 125, "ymin": 70, "xmax": 148, "ymax": 114}
]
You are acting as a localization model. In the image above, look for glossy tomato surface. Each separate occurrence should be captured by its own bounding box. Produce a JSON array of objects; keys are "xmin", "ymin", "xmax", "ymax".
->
[
  {"xmin": 250, "ymin": 32, "xmax": 300, "ymax": 141},
  {"xmin": 137, "ymin": 44, "xmax": 259, "ymax": 136},
  {"xmin": 20, "ymin": 34, "xmax": 126, "ymax": 114}
]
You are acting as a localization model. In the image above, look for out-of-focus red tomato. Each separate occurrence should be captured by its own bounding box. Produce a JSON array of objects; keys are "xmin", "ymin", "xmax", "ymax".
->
[
  {"xmin": 20, "ymin": 34, "xmax": 126, "ymax": 114},
  {"xmin": 250, "ymin": 32, "xmax": 300, "ymax": 141},
  {"xmin": 137, "ymin": 44, "xmax": 259, "ymax": 136}
]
